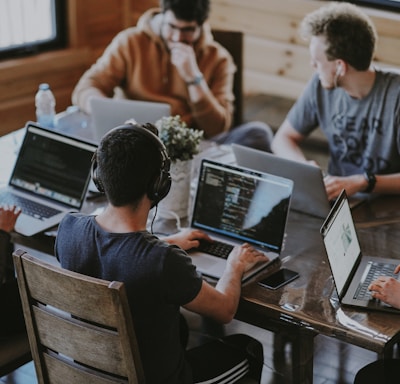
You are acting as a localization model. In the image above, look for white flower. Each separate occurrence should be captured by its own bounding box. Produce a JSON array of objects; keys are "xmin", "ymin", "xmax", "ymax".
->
[{"xmin": 155, "ymin": 115, "xmax": 204, "ymax": 162}]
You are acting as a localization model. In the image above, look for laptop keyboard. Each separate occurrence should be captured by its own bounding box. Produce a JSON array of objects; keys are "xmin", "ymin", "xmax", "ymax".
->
[
  {"xmin": 354, "ymin": 261, "xmax": 398, "ymax": 300},
  {"xmin": 196, "ymin": 239, "xmax": 234, "ymax": 259},
  {"xmin": 0, "ymin": 191, "xmax": 61, "ymax": 220}
]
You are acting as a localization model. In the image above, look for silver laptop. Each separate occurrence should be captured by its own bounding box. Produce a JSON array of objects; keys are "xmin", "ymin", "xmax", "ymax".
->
[
  {"xmin": 320, "ymin": 189, "xmax": 400, "ymax": 313},
  {"xmin": 232, "ymin": 144, "xmax": 330, "ymax": 219},
  {"xmin": 188, "ymin": 159, "xmax": 293, "ymax": 282},
  {"xmin": 0, "ymin": 122, "xmax": 96, "ymax": 236},
  {"xmin": 90, "ymin": 97, "xmax": 171, "ymax": 143}
]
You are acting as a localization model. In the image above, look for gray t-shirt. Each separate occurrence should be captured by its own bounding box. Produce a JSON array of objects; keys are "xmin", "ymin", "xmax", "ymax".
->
[{"xmin": 287, "ymin": 70, "xmax": 400, "ymax": 176}]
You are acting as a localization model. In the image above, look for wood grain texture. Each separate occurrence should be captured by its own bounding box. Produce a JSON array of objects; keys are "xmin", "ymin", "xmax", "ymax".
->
[
  {"xmin": 13, "ymin": 250, "xmax": 145, "ymax": 384},
  {"xmin": 1, "ymin": 0, "xmax": 400, "ymax": 135}
]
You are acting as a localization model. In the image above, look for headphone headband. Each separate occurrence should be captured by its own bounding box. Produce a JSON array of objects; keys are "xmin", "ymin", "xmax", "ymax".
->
[{"xmin": 91, "ymin": 123, "xmax": 171, "ymax": 205}]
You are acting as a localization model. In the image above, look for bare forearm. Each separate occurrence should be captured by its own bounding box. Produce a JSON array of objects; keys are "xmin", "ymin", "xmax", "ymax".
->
[
  {"xmin": 214, "ymin": 263, "xmax": 244, "ymax": 321},
  {"xmin": 184, "ymin": 244, "xmax": 265, "ymax": 324},
  {"xmin": 271, "ymin": 120, "xmax": 308, "ymax": 162},
  {"xmin": 325, "ymin": 172, "xmax": 400, "ymax": 200},
  {"xmin": 374, "ymin": 173, "xmax": 400, "ymax": 194}
]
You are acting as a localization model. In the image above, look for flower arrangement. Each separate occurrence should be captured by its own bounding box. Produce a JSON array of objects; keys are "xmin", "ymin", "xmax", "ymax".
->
[{"xmin": 155, "ymin": 115, "xmax": 203, "ymax": 162}]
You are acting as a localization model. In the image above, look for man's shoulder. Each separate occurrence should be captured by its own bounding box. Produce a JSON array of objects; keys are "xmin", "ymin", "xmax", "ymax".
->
[
  {"xmin": 112, "ymin": 26, "xmax": 143, "ymax": 43},
  {"xmin": 372, "ymin": 69, "xmax": 400, "ymax": 102},
  {"xmin": 58, "ymin": 213, "xmax": 92, "ymax": 230},
  {"xmin": 197, "ymin": 25, "xmax": 233, "ymax": 60},
  {"xmin": 376, "ymin": 67, "xmax": 400, "ymax": 76},
  {"xmin": 375, "ymin": 68, "xmax": 400, "ymax": 85}
]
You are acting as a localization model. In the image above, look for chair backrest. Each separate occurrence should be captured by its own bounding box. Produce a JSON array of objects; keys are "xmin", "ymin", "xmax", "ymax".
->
[
  {"xmin": 212, "ymin": 29, "xmax": 244, "ymax": 128},
  {"xmin": 13, "ymin": 249, "xmax": 145, "ymax": 384}
]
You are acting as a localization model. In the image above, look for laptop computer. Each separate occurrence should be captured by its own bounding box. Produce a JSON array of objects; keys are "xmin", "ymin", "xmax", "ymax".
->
[
  {"xmin": 0, "ymin": 122, "xmax": 97, "ymax": 237},
  {"xmin": 188, "ymin": 159, "xmax": 293, "ymax": 282},
  {"xmin": 90, "ymin": 97, "xmax": 171, "ymax": 143},
  {"xmin": 320, "ymin": 189, "xmax": 400, "ymax": 313},
  {"xmin": 232, "ymin": 144, "xmax": 330, "ymax": 219}
]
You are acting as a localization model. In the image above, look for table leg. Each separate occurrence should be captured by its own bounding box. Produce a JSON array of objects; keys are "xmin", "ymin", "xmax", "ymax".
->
[{"xmin": 291, "ymin": 330, "xmax": 315, "ymax": 384}]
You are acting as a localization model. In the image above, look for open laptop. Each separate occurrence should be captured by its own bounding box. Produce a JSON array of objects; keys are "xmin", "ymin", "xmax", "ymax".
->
[
  {"xmin": 90, "ymin": 97, "xmax": 171, "ymax": 143},
  {"xmin": 232, "ymin": 144, "xmax": 330, "ymax": 219},
  {"xmin": 320, "ymin": 189, "xmax": 400, "ymax": 313},
  {"xmin": 0, "ymin": 122, "xmax": 96, "ymax": 236},
  {"xmin": 188, "ymin": 159, "xmax": 293, "ymax": 282}
]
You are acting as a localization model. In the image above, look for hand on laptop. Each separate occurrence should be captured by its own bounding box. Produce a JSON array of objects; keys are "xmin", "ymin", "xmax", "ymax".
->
[
  {"xmin": 369, "ymin": 265, "xmax": 400, "ymax": 309},
  {"xmin": 162, "ymin": 228, "xmax": 213, "ymax": 251},
  {"xmin": 0, "ymin": 205, "xmax": 21, "ymax": 233},
  {"xmin": 324, "ymin": 174, "xmax": 367, "ymax": 201},
  {"xmin": 227, "ymin": 243, "xmax": 269, "ymax": 274}
]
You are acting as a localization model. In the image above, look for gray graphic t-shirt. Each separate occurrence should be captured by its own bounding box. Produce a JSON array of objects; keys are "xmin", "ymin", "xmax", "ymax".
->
[{"xmin": 287, "ymin": 70, "xmax": 400, "ymax": 176}]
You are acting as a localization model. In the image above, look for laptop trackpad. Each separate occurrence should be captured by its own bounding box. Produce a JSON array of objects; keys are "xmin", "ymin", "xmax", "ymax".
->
[{"xmin": 189, "ymin": 253, "xmax": 225, "ymax": 274}]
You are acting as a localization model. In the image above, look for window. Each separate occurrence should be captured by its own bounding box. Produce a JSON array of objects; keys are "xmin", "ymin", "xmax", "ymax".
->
[
  {"xmin": 348, "ymin": 0, "xmax": 400, "ymax": 12},
  {"xmin": 0, "ymin": 0, "xmax": 66, "ymax": 60}
]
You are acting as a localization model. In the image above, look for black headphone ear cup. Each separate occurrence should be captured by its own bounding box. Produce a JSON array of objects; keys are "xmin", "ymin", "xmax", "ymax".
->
[
  {"xmin": 91, "ymin": 152, "xmax": 105, "ymax": 193},
  {"xmin": 132, "ymin": 126, "xmax": 171, "ymax": 205},
  {"xmin": 148, "ymin": 168, "xmax": 172, "ymax": 205}
]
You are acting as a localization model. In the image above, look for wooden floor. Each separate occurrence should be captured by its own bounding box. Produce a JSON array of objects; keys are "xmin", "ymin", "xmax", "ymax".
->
[{"xmin": 0, "ymin": 95, "xmax": 382, "ymax": 383}]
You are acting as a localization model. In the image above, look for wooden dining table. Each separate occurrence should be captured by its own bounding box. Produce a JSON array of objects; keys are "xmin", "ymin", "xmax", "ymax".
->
[{"xmin": 3, "ymin": 114, "xmax": 400, "ymax": 384}]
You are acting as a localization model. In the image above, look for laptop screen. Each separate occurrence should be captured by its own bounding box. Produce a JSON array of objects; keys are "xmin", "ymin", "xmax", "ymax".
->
[
  {"xmin": 10, "ymin": 124, "xmax": 96, "ymax": 208},
  {"xmin": 191, "ymin": 160, "xmax": 293, "ymax": 252},
  {"xmin": 90, "ymin": 98, "xmax": 171, "ymax": 143},
  {"xmin": 320, "ymin": 191, "xmax": 361, "ymax": 297},
  {"xmin": 232, "ymin": 143, "xmax": 330, "ymax": 219}
]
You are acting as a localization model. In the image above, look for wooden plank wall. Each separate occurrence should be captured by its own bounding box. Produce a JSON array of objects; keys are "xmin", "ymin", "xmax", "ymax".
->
[
  {"xmin": 0, "ymin": 0, "xmax": 141, "ymax": 136},
  {"xmin": 209, "ymin": 0, "xmax": 400, "ymax": 99},
  {"xmin": 0, "ymin": 0, "xmax": 399, "ymax": 135},
  {"xmin": 0, "ymin": 49, "xmax": 90, "ymax": 136}
]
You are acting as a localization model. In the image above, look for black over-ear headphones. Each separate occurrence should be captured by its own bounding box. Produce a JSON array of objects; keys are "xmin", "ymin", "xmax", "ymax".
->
[{"xmin": 91, "ymin": 123, "xmax": 171, "ymax": 205}]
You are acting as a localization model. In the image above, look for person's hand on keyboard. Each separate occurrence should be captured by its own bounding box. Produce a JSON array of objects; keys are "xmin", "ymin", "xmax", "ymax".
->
[
  {"xmin": 369, "ymin": 264, "xmax": 400, "ymax": 309},
  {"xmin": 227, "ymin": 243, "xmax": 269, "ymax": 274},
  {"xmin": 161, "ymin": 228, "xmax": 213, "ymax": 251},
  {"xmin": 0, "ymin": 205, "xmax": 21, "ymax": 232}
]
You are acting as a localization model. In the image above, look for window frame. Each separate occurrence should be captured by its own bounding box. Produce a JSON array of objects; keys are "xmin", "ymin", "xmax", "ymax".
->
[
  {"xmin": 0, "ymin": 0, "xmax": 67, "ymax": 60},
  {"xmin": 348, "ymin": 0, "xmax": 400, "ymax": 12}
]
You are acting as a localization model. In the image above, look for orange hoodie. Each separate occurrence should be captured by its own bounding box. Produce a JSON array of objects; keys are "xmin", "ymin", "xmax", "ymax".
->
[{"xmin": 72, "ymin": 8, "xmax": 236, "ymax": 138}]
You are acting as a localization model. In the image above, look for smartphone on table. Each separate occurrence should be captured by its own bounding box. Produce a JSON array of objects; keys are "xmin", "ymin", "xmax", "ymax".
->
[{"xmin": 257, "ymin": 268, "xmax": 299, "ymax": 290}]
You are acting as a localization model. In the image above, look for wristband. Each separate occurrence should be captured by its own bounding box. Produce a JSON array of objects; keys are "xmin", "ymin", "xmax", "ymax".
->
[
  {"xmin": 186, "ymin": 74, "xmax": 204, "ymax": 86},
  {"xmin": 363, "ymin": 171, "xmax": 376, "ymax": 193}
]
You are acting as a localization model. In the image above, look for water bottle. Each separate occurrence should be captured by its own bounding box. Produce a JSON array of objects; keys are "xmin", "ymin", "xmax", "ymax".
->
[{"xmin": 35, "ymin": 83, "xmax": 56, "ymax": 128}]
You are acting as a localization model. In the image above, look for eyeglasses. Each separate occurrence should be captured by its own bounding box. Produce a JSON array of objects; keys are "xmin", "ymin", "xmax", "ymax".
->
[{"xmin": 163, "ymin": 21, "xmax": 200, "ymax": 38}]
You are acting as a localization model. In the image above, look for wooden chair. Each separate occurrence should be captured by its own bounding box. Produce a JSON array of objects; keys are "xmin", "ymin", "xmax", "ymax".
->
[
  {"xmin": 212, "ymin": 29, "xmax": 244, "ymax": 128},
  {"xmin": 13, "ymin": 249, "xmax": 145, "ymax": 384}
]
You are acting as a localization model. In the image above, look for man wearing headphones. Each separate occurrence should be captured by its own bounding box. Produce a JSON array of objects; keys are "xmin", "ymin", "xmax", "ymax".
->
[
  {"xmin": 55, "ymin": 122, "xmax": 266, "ymax": 383},
  {"xmin": 271, "ymin": 3, "xmax": 400, "ymax": 201}
]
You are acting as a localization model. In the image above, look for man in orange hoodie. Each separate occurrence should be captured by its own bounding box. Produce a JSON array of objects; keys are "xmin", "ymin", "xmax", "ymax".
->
[{"xmin": 72, "ymin": 0, "xmax": 273, "ymax": 151}]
